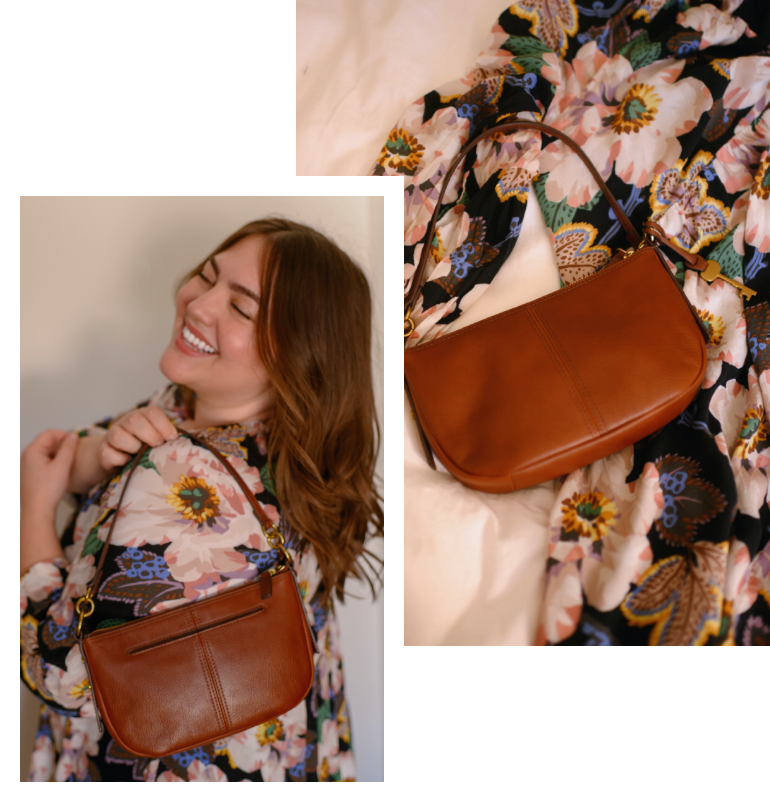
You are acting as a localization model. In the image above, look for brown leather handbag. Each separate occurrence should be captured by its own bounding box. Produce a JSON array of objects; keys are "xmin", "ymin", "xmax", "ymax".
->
[
  {"xmin": 404, "ymin": 121, "xmax": 710, "ymax": 493},
  {"xmin": 75, "ymin": 431, "xmax": 317, "ymax": 758}
]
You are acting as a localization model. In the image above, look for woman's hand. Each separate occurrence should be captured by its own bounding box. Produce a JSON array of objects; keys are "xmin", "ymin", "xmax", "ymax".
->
[
  {"xmin": 97, "ymin": 407, "xmax": 178, "ymax": 471},
  {"xmin": 21, "ymin": 430, "xmax": 79, "ymax": 520}
]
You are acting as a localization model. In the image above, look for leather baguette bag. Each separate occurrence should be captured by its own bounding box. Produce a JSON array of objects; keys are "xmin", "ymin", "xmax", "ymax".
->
[
  {"xmin": 75, "ymin": 431, "xmax": 317, "ymax": 758},
  {"xmin": 404, "ymin": 120, "xmax": 710, "ymax": 494}
]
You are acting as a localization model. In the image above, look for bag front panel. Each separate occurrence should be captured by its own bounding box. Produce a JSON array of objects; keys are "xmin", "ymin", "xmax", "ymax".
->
[{"xmin": 405, "ymin": 249, "xmax": 708, "ymax": 492}]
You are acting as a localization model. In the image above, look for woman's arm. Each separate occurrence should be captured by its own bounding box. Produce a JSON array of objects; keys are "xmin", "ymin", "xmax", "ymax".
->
[
  {"xmin": 20, "ymin": 430, "xmax": 79, "ymax": 576},
  {"xmin": 20, "ymin": 510, "xmax": 64, "ymax": 578}
]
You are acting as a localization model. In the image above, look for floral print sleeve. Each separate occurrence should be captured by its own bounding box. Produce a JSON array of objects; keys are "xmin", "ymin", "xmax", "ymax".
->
[
  {"xmin": 21, "ymin": 559, "xmax": 70, "ymax": 708},
  {"xmin": 385, "ymin": 0, "xmax": 770, "ymax": 645},
  {"xmin": 22, "ymin": 385, "xmax": 355, "ymax": 781}
]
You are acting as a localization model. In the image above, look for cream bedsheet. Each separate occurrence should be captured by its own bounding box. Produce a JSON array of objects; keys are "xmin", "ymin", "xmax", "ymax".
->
[{"xmin": 297, "ymin": 0, "xmax": 557, "ymax": 645}]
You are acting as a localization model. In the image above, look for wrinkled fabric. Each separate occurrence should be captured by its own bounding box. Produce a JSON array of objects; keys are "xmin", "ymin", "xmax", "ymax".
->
[
  {"xmin": 21, "ymin": 385, "xmax": 355, "ymax": 780},
  {"xmin": 382, "ymin": 0, "xmax": 770, "ymax": 645}
]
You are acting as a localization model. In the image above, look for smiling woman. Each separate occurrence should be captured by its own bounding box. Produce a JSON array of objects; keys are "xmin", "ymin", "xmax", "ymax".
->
[{"xmin": 20, "ymin": 199, "xmax": 384, "ymax": 782}]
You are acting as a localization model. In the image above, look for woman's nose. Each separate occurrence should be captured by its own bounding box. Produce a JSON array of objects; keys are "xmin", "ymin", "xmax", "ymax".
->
[{"xmin": 186, "ymin": 285, "xmax": 219, "ymax": 327}]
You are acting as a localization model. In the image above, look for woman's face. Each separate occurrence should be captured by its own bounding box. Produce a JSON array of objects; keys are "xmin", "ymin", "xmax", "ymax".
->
[{"xmin": 160, "ymin": 235, "xmax": 273, "ymax": 423}]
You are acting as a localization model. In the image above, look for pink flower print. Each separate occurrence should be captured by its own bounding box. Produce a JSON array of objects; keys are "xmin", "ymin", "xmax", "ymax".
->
[
  {"xmin": 676, "ymin": 6, "xmax": 748, "ymax": 49},
  {"xmin": 474, "ymin": 127, "xmax": 542, "ymax": 199},
  {"xmin": 714, "ymin": 108, "xmax": 770, "ymax": 194},
  {"xmin": 44, "ymin": 646, "xmax": 90, "ymax": 711},
  {"xmin": 21, "ymin": 558, "xmax": 67, "ymax": 613},
  {"xmin": 156, "ymin": 771, "xmax": 185, "ymax": 781},
  {"xmin": 371, "ymin": 97, "xmax": 470, "ymax": 248},
  {"xmin": 723, "ymin": 56, "xmax": 770, "ymax": 111},
  {"xmin": 540, "ymin": 42, "xmax": 712, "ymax": 203},
  {"xmin": 709, "ymin": 372, "xmax": 770, "ymax": 519},
  {"xmin": 187, "ymin": 760, "xmax": 228, "ymax": 781},
  {"xmin": 683, "ymin": 270, "xmax": 747, "ymax": 389},
  {"xmin": 539, "ymin": 448, "xmax": 659, "ymax": 642},
  {"xmin": 318, "ymin": 719, "xmax": 341, "ymax": 774}
]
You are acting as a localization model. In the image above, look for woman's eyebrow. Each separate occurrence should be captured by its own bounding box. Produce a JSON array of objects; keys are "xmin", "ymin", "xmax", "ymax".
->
[{"xmin": 210, "ymin": 256, "xmax": 260, "ymax": 302}]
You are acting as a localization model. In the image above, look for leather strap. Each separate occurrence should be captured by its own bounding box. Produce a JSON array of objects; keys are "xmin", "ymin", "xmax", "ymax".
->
[
  {"xmin": 404, "ymin": 119, "xmax": 643, "ymax": 314},
  {"xmin": 643, "ymin": 221, "xmax": 708, "ymax": 272},
  {"xmin": 89, "ymin": 428, "xmax": 280, "ymax": 595}
]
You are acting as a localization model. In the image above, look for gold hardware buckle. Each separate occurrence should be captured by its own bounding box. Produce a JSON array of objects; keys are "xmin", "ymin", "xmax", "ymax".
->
[
  {"xmin": 618, "ymin": 234, "xmax": 652, "ymax": 260},
  {"xmin": 262, "ymin": 522, "xmax": 293, "ymax": 566},
  {"xmin": 404, "ymin": 306, "xmax": 415, "ymax": 339},
  {"xmin": 640, "ymin": 232, "xmax": 655, "ymax": 248},
  {"xmin": 75, "ymin": 587, "xmax": 95, "ymax": 638}
]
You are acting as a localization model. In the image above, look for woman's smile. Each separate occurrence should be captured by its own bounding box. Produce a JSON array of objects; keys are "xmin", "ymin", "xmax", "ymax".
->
[{"xmin": 177, "ymin": 323, "xmax": 218, "ymax": 355}]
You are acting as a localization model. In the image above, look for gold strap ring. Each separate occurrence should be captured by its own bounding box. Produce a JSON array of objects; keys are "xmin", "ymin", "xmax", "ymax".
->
[
  {"xmin": 404, "ymin": 307, "xmax": 415, "ymax": 339},
  {"xmin": 262, "ymin": 523, "xmax": 293, "ymax": 566},
  {"xmin": 75, "ymin": 588, "xmax": 95, "ymax": 637}
]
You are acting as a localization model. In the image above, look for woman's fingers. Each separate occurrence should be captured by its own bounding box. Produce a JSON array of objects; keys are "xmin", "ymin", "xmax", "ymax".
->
[
  {"xmin": 98, "ymin": 407, "xmax": 178, "ymax": 471},
  {"xmin": 145, "ymin": 407, "xmax": 178, "ymax": 442},
  {"xmin": 122, "ymin": 411, "xmax": 166, "ymax": 447},
  {"xmin": 35, "ymin": 429, "xmax": 69, "ymax": 456},
  {"xmin": 105, "ymin": 425, "xmax": 144, "ymax": 456},
  {"xmin": 22, "ymin": 429, "xmax": 68, "ymax": 465},
  {"xmin": 52, "ymin": 431, "xmax": 79, "ymax": 469},
  {"xmin": 21, "ymin": 430, "xmax": 80, "ymax": 516},
  {"xmin": 100, "ymin": 442, "xmax": 134, "ymax": 469},
  {"xmin": 114, "ymin": 409, "xmax": 177, "ymax": 449}
]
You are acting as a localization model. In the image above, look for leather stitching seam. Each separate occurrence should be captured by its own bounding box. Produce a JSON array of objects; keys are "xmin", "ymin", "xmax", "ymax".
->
[
  {"xmin": 191, "ymin": 627, "xmax": 225, "ymax": 735},
  {"xmin": 191, "ymin": 607, "xmax": 229, "ymax": 734},
  {"xmin": 530, "ymin": 309, "xmax": 597, "ymax": 437},
  {"xmin": 525, "ymin": 308, "xmax": 597, "ymax": 437},
  {"xmin": 537, "ymin": 310, "xmax": 607, "ymax": 434}
]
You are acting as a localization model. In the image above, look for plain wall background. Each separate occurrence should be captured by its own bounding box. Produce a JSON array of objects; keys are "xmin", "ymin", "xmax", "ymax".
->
[{"xmin": 20, "ymin": 195, "xmax": 384, "ymax": 781}]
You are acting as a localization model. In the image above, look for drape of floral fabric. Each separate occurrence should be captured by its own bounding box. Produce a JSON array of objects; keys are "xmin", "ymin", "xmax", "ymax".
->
[
  {"xmin": 20, "ymin": 385, "xmax": 354, "ymax": 781},
  {"xmin": 380, "ymin": 0, "xmax": 770, "ymax": 645}
]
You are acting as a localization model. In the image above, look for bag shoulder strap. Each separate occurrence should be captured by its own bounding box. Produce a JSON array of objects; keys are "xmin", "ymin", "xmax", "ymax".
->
[{"xmin": 403, "ymin": 119, "xmax": 642, "ymax": 314}]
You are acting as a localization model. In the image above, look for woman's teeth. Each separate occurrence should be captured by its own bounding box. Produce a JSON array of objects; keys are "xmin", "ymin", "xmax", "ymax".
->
[{"xmin": 182, "ymin": 325, "xmax": 217, "ymax": 354}]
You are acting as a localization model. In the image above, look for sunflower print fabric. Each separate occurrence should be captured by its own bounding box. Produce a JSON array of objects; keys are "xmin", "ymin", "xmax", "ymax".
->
[
  {"xmin": 20, "ymin": 385, "xmax": 355, "ymax": 781},
  {"xmin": 382, "ymin": 0, "xmax": 770, "ymax": 645}
]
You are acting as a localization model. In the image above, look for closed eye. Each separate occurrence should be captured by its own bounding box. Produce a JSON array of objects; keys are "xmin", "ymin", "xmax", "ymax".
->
[{"xmin": 198, "ymin": 272, "xmax": 251, "ymax": 320}]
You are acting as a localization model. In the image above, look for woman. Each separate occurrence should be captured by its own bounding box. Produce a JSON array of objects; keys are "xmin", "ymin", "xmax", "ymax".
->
[{"xmin": 20, "ymin": 218, "xmax": 383, "ymax": 781}]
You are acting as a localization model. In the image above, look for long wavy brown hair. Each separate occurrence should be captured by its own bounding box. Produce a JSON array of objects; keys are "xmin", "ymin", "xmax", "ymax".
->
[{"xmin": 178, "ymin": 218, "xmax": 383, "ymax": 603}]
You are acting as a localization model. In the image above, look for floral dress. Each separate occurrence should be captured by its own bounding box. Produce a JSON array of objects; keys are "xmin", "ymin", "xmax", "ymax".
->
[
  {"xmin": 384, "ymin": 0, "xmax": 770, "ymax": 644},
  {"xmin": 20, "ymin": 385, "xmax": 355, "ymax": 781}
]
